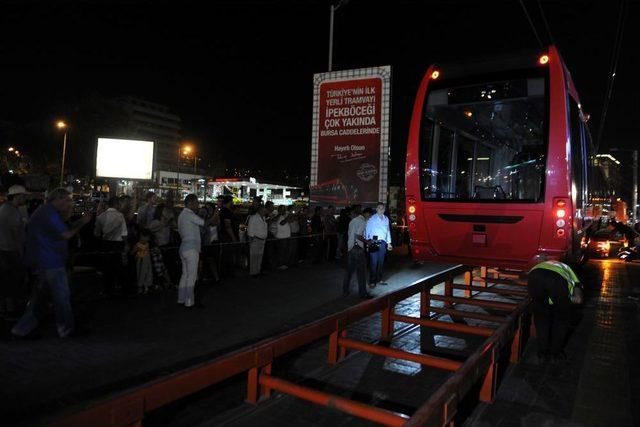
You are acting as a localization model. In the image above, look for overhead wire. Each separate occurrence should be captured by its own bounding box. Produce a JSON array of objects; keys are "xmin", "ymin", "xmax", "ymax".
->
[
  {"xmin": 536, "ymin": 0, "xmax": 555, "ymax": 45},
  {"xmin": 518, "ymin": 0, "xmax": 544, "ymax": 48},
  {"xmin": 595, "ymin": 0, "xmax": 627, "ymax": 152}
]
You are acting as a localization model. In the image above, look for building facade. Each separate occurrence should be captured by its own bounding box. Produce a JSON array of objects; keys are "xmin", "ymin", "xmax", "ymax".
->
[{"xmin": 117, "ymin": 96, "xmax": 182, "ymax": 173}]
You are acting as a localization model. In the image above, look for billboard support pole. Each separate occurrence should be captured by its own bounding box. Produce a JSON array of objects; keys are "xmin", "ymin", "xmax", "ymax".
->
[
  {"xmin": 328, "ymin": 5, "xmax": 334, "ymax": 71},
  {"xmin": 60, "ymin": 131, "xmax": 67, "ymax": 186}
]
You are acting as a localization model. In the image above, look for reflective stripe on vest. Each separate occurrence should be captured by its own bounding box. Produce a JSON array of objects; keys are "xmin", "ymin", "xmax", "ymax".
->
[{"xmin": 529, "ymin": 260, "xmax": 579, "ymax": 305}]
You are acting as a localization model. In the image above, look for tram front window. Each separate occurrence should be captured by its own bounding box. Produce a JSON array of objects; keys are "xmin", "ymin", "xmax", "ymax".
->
[{"xmin": 420, "ymin": 74, "xmax": 547, "ymax": 202}]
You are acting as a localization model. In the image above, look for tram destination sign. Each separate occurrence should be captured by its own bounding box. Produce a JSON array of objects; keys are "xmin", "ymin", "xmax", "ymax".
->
[{"xmin": 310, "ymin": 66, "xmax": 391, "ymax": 207}]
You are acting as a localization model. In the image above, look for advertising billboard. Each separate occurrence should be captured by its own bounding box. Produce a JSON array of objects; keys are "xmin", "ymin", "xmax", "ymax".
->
[
  {"xmin": 310, "ymin": 66, "xmax": 391, "ymax": 207},
  {"xmin": 96, "ymin": 138, "xmax": 154, "ymax": 180}
]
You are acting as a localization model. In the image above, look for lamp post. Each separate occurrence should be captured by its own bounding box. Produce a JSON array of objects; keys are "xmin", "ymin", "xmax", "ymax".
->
[
  {"xmin": 56, "ymin": 121, "xmax": 68, "ymax": 186},
  {"xmin": 328, "ymin": 0, "xmax": 349, "ymax": 71},
  {"xmin": 610, "ymin": 147, "xmax": 638, "ymax": 224},
  {"xmin": 179, "ymin": 144, "xmax": 197, "ymax": 196}
]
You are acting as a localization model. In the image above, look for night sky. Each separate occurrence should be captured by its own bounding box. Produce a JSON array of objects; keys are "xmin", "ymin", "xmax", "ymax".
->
[{"xmin": 1, "ymin": 0, "xmax": 637, "ymax": 184}]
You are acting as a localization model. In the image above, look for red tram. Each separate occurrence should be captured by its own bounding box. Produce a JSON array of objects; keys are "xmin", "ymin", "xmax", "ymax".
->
[{"xmin": 405, "ymin": 46, "xmax": 594, "ymax": 269}]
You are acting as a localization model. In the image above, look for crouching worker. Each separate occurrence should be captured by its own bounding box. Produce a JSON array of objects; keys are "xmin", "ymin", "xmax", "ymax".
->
[{"xmin": 528, "ymin": 260, "xmax": 583, "ymax": 362}]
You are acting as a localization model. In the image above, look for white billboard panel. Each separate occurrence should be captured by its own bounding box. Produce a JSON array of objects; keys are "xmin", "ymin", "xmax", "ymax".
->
[{"xmin": 96, "ymin": 138, "xmax": 154, "ymax": 180}]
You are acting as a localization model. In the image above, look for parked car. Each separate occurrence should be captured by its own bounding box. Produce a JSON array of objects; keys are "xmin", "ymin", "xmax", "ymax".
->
[{"xmin": 586, "ymin": 229, "xmax": 625, "ymax": 258}]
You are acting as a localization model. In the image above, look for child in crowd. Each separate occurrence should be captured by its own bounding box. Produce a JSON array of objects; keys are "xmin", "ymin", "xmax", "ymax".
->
[
  {"xmin": 150, "ymin": 240, "xmax": 173, "ymax": 290},
  {"xmin": 134, "ymin": 229, "xmax": 153, "ymax": 294}
]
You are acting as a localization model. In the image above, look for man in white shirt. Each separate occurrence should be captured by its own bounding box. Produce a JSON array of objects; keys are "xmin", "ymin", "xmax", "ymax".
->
[
  {"xmin": 365, "ymin": 202, "xmax": 393, "ymax": 287},
  {"xmin": 94, "ymin": 198, "xmax": 127, "ymax": 242},
  {"xmin": 177, "ymin": 194, "xmax": 207, "ymax": 308},
  {"xmin": 0, "ymin": 185, "xmax": 28, "ymax": 316},
  {"xmin": 94, "ymin": 197, "xmax": 128, "ymax": 297},
  {"xmin": 343, "ymin": 206, "xmax": 373, "ymax": 298},
  {"xmin": 247, "ymin": 205, "xmax": 268, "ymax": 276}
]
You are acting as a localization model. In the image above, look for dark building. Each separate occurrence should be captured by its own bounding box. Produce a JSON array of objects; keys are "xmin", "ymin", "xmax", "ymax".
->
[{"xmin": 117, "ymin": 96, "xmax": 182, "ymax": 173}]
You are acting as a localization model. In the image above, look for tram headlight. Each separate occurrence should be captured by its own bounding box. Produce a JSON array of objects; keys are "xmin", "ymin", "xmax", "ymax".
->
[
  {"xmin": 556, "ymin": 219, "xmax": 566, "ymax": 228},
  {"xmin": 409, "ymin": 214, "xmax": 416, "ymax": 222},
  {"xmin": 556, "ymin": 209, "xmax": 566, "ymax": 218},
  {"xmin": 431, "ymin": 70, "xmax": 440, "ymax": 79},
  {"xmin": 539, "ymin": 54, "xmax": 549, "ymax": 65}
]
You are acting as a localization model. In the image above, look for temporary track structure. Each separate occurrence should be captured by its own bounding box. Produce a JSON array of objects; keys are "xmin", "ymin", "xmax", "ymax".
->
[{"xmin": 52, "ymin": 265, "xmax": 530, "ymax": 427}]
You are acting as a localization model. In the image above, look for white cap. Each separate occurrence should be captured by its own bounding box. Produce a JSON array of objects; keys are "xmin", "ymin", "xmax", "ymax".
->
[{"xmin": 7, "ymin": 185, "xmax": 27, "ymax": 196}]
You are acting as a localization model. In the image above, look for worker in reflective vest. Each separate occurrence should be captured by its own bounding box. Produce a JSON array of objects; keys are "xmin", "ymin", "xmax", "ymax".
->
[{"xmin": 528, "ymin": 260, "xmax": 583, "ymax": 362}]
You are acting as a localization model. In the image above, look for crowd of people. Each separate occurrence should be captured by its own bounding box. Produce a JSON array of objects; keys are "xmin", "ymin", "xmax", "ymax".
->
[{"xmin": 0, "ymin": 185, "xmax": 403, "ymax": 339}]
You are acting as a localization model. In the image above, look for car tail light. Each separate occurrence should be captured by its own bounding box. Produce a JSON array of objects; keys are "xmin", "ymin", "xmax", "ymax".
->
[{"xmin": 556, "ymin": 229, "xmax": 565, "ymax": 237}]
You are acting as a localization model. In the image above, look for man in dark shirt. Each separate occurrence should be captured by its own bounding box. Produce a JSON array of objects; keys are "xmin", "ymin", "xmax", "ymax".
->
[
  {"xmin": 218, "ymin": 195, "xmax": 238, "ymax": 277},
  {"xmin": 311, "ymin": 206, "xmax": 325, "ymax": 263},
  {"xmin": 336, "ymin": 207, "xmax": 352, "ymax": 260},
  {"xmin": 12, "ymin": 188, "xmax": 91, "ymax": 338}
]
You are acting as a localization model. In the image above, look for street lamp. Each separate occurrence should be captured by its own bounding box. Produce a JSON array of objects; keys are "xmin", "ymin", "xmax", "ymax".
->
[
  {"xmin": 181, "ymin": 145, "xmax": 199, "ymax": 194},
  {"xmin": 177, "ymin": 143, "xmax": 196, "ymax": 199},
  {"xmin": 56, "ymin": 120, "xmax": 68, "ymax": 186}
]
